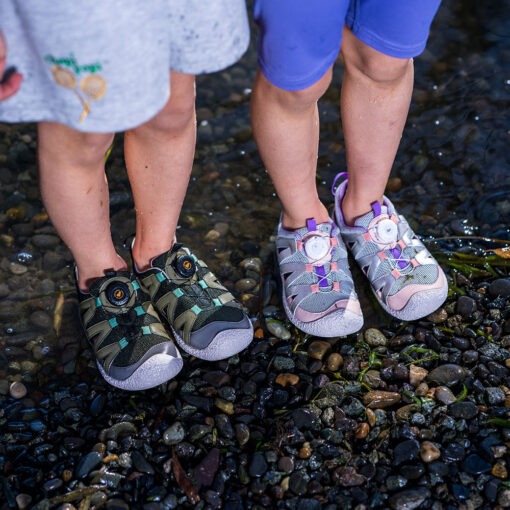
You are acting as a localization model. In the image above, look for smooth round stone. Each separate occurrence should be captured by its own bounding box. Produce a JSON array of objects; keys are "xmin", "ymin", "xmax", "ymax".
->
[
  {"xmin": 389, "ymin": 488, "xmax": 431, "ymax": 510},
  {"xmin": 427, "ymin": 364, "xmax": 465, "ymax": 386},
  {"xmin": 355, "ymin": 422, "xmax": 369, "ymax": 439},
  {"xmin": 307, "ymin": 340, "xmax": 331, "ymax": 361},
  {"xmin": 462, "ymin": 350, "xmax": 479, "ymax": 364},
  {"xmin": 9, "ymin": 381, "xmax": 27, "ymax": 399},
  {"xmin": 326, "ymin": 353, "xmax": 343, "ymax": 371},
  {"xmin": 266, "ymin": 320, "xmax": 291, "ymax": 341},
  {"xmin": 364, "ymin": 328, "xmax": 387, "ymax": 347},
  {"xmin": 278, "ymin": 456, "xmax": 294, "ymax": 474},
  {"xmin": 163, "ymin": 422, "xmax": 185, "ymax": 445},
  {"xmin": 462, "ymin": 454, "xmax": 491, "ymax": 475},
  {"xmin": 456, "ymin": 295, "xmax": 477, "ymax": 317},
  {"xmin": 434, "ymin": 386, "xmax": 456, "ymax": 405},
  {"xmin": 363, "ymin": 390, "xmax": 401, "ymax": 409},
  {"xmin": 489, "ymin": 278, "xmax": 510, "ymax": 298},
  {"xmin": 9, "ymin": 262, "xmax": 27, "ymax": 275},
  {"xmin": 420, "ymin": 441, "xmax": 441, "ymax": 463}
]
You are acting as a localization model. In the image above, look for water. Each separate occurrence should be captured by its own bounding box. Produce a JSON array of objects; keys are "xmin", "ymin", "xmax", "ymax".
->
[{"xmin": 0, "ymin": 0, "xmax": 509, "ymax": 374}]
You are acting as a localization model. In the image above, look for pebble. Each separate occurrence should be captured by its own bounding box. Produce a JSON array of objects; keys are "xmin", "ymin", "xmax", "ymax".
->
[
  {"xmin": 275, "ymin": 373, "xmax": 299, "ymax": 387},
  {"xmin": 420, "ymin": 441, "xmax": 441, "ymax": 463},
  {"xmin": 427, "ymin": 364, "xmax": 465, "ymax": 386},
  {"xmin": 9, "ymin": 381, "xmax": 27, "ymax": 399},
  {"xmin": 266, "ymin": 319, "xmax": 291, "ymax": 340},
  {"xmin": 325, "ymin": 352, "xmax": 343, "ymax": 371},
  {"xmin": 364, "ymin": 328, "xmax": 387, "ymax": 347},
  {"xmin": 389, "ymin": 489, "xmax": 431, "ymax": 510},
  {"xmin": 434, "ymin": 385, "xmax": 456, "ymax": 405},
  {"xmin": 449, "ymin": 401, "xmax": 478, "ymax": 420},
  {"xmin": 75, "ymin": 452, "xmax": 103, "ymax": 479},
  {"xmin": 163, "ymin": 422, "xmax": 185, "ymax": 445},
  {"xmin": 307, "ymin": 340, "xmax": 331, "ymax": 360},
  {"xmin": 409, "ymin": 365, "xmax": 428, "ymax": 386},
  {"xmin": 363, "ymin": 390, "xmax": 401, "ymax": 409}
]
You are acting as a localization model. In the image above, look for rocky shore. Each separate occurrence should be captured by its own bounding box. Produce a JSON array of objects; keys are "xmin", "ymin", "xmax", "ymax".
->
[{"xmin": 1, "ymin": 1, "xmax": 510, "ymax": 508}]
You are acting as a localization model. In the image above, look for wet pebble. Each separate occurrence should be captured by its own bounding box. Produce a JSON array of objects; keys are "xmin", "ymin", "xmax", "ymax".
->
[
  {"xmin": 266, "ymin": 319, "xmax": 291, "ymax": 340},
  {"xmin": 462, "ymin": 454, "xmax": 492, "ymax": 475},
  {"xmin": 389, "ymin": 488, "xmax": 431, "ymax": 510},
  {"xmin": 449, "ymin": 401, "xmax": 478, "ymax": 420},
  {"xmin": 427, "ymin": 364, "xmax": 465, "ymax": 386},
  {"xmin": 363, "ymin": 390, "xmax": 401, "ymax": 409},
  {"xmin": 163, "ymin": 422, "xmax": 185, "ymax": 445},
  {"xmin": 420, "ymin": 441, "xmax": 441, "ymax": 463},
  {"xmin": 9, "ymin": 381, "xmax": 27, "ymax": 399},
  {"xmin": 434, "ymin": 386, "xmax": 456, "ymax": 405},
  {"xmin": 75, "ymin": 451, "xmax": 103, "ymax": 479},
  {"xmin": 364, "ymin": 328, "xmax": 387, "ymax": 347}
]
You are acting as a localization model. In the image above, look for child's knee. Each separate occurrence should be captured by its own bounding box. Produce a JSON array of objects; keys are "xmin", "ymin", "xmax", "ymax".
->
[
  {"xmin": 258, "ymin": 70, "xmax": 332, "ymax": 112},
  {"xmin": 149, "ymin": 98, "xmax": 195, "ymax": 134},
  {"xmin": 343, "ymin": 38, "xmax": 412, "ymax": 85},
  {"xmin": 38, "ymin": 122, "xmax": 114, "ymax": 165}
]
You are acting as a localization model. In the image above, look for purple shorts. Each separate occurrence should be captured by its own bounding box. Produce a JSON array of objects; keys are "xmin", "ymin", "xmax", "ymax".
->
[{"xmin": 254, "ymin": 0, "xmax": 442, "ymax": 91}]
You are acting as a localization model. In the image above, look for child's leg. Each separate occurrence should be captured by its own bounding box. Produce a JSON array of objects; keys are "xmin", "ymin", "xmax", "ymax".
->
[
  {"xmin": 339, "ymin": 28, "xmax": 413, "ymax": 225},
  {"xmin": 125, "ymin": 71, "xmax": 196, "ymax": 270},
  {"xmin": 128, "ymin": 70, "xmax": 253, "ymax": 359},
  {"xmin": 37, "ymin": 123, "xmax": 124, "ymax": 291},
  {"xmin": 251, "ymin": 70, "xmax": 331, "ymax": 230}
]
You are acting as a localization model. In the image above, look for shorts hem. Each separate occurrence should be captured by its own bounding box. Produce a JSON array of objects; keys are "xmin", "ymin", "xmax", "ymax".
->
[
  {"xmin": 0, "ymin": 90, "xmax": 170, "ymax": 133},
  {"xmin": 346, "ymin": 16, "xmax": 427, "ymax": 59},
  {"xmin": 258, "ymin": 49, "xmax": 338, "ymax": 92}
]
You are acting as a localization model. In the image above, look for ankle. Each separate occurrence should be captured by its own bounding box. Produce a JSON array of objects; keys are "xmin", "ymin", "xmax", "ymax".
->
[
  {"xmin": 341, "ymin": 194, "xmax": 382, "ymax": 226},
  {"xmin": 281, "ymin": 205, "xmax": 330, "ymax": 230},
  {"xmin": 132, "ymin": 239, "xmax": 174, "ymax": 272},
  {"xmin": 76, "ymin": 255, "xmax": 127, "ymax": 292}
]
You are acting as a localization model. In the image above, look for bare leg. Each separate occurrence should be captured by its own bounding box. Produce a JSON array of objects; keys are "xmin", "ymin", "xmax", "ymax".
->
[
  {"xmin": 250, "ymin": 70, "xmax": 332, "ymax": 230},
  {"xmin": 126, "ymin": 71, "xmax": 196, "ymax": 270},
  {"xmin": 37, "ymin": 123, "xmax": 123, "ymax": 291},
  {"xmin": 340, "ymin": 27, "xmax": 414, "ymax": 225}
]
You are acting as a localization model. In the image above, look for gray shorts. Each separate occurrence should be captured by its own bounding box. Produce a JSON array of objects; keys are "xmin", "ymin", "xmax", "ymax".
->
[{"xmin": 0, "ymin": 0, "xmax": 249, "ymax": 132}]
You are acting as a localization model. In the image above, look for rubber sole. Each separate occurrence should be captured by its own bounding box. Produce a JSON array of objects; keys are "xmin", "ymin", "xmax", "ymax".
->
[
  {"xmin": 173, "ymin": 323, "xmax": 254, "ymax": 361},
  {"xmin": 98, "ymin": 353, "xmax": 183, "ymax": 391}
]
